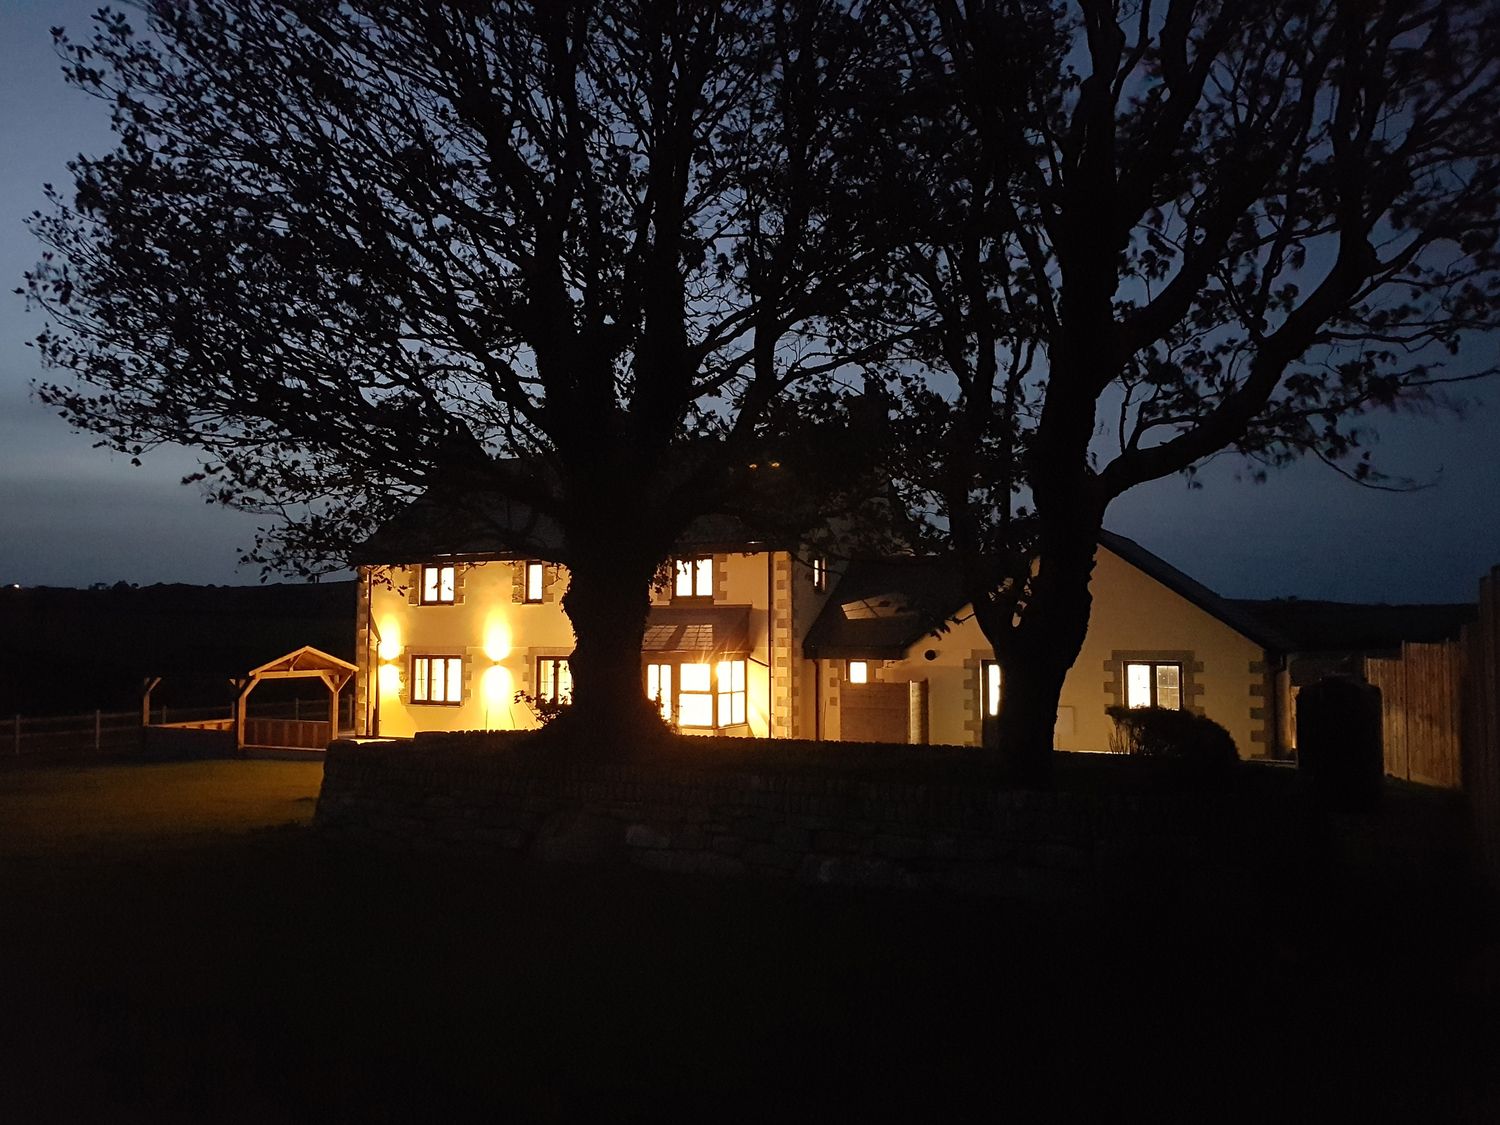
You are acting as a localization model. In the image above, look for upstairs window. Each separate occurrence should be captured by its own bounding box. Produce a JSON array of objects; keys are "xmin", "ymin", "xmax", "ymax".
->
[
  {"xmin": 672, "ymin": 557, "xmax": 713, "ymax": 600},
  {"xmin": 847, "ymin": 660, "xmax": 869, "ymax": 684},
  {"xmin": 524, "ymin": 561, "xmax": 546, "ymax": 604},
  {"xmin": 411, "ymin": 655, "xmax": 463, "ymax": 704},
  {"xmin": 1125, "ymin": 661, "xmax": 1182, "ymax": 710},
  {"xmin": 812, "ymin": 556, "xmax": 828, "ymax": 593},
  {"xmin": 420, "ymin": 564, "xmax": 457, "ymax": 605}
]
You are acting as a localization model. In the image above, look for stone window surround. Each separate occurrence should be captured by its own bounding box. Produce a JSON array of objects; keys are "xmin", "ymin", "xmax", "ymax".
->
[{"xmin": 1104, "ymin": 650, "xmax": 1204, "ymax": 715}]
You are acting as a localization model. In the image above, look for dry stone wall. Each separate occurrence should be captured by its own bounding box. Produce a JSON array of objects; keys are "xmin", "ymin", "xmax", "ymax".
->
[{"xmin": 315, "ymin": 736, "xmax": 1301, "ymax": 902}]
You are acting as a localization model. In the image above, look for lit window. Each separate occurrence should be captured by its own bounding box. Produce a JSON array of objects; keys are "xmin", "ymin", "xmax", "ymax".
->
[
  {"xmin": 537, "ymin": 657, "xmax": 572, "ymax": 704},
  {"xmin": 411, "ymin": 655, "xmax": 463, "ymax": 704},
  {"xmin": 812, "ymin": 556, "xmax": 828, "ymax": 593},
  {"xmin": 645, "ymin": 659, "xmax": 747, "ymax": 729},
  {"xmin": 673, "ymin": 557, "xmax": 713, "ymax": 599},
  {"xmin": 985, "ymin": 662, "xmax": 1002, "ymax": 718},
  {"xmin": 847, "ymin": 660, "xmax": 869, "ymax": 684},
  {"xmin": 1125, "ymin": 662, "xmax": 1182, "ymax": 710},
  {"xmin": 678, "ymin": 662, "xmax": 714, "ymax": 727},
  {"xmin": 646, "ymin": 663, "xmax": 673, "ymax": 722},
  {"xmin": 716, "ymin": 660, "xmax": 747, "ymax": 726},
  {"xmin": 524, "ymin": 561, "xmax": 546, "ymax": 604},
  {"xmin": 420, "ymin": 564, "xmax": 456, "ymax": 605}
]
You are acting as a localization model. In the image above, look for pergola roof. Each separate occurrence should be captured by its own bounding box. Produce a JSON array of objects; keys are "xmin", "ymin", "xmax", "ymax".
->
[{"xmin": 245, "ymin": 645, "xmax": 357, "ymax": 689}]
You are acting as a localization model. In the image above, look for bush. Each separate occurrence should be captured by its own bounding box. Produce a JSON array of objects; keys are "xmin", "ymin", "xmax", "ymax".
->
[{"xmin": 1106, "ymin": 705, "xmax": 1238, "ymax": 778}]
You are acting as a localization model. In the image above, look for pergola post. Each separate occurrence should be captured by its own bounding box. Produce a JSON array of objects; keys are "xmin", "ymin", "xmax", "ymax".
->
[
  {"xmin": 321, "ymin": 671, "xmax": 341, "ymax": 738},
  {"xmin": 141, "ymin": 676, "xmax": 162, "ymax": 727},
  {"xmin": 232, "ymin": 677, "xmax": 254, "ymax": 753}
]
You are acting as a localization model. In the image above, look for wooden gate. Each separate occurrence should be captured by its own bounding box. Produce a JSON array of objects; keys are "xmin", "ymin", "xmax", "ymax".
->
[{"xmin": 841, "ymin": 681, "xmax": 928, "ymax": 744}]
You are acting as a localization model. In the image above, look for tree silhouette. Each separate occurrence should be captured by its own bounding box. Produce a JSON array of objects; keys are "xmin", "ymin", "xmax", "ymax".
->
[
  {"xmin": 882, "ymin": 0, "xmax": 1500, "ymax": 778},
  {"xmin": 24, "ymin": 0, "xmax": 910, "ymax": 736}
]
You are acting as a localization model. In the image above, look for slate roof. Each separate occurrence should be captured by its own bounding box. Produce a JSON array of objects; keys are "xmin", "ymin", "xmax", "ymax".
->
[
  {"xmin": 642, "ymin": 606, "xmax": 751, "ymax": 656},
  {"xmin": 803, "ymin": 531, "xmax": 1295, "ymax": 660}
]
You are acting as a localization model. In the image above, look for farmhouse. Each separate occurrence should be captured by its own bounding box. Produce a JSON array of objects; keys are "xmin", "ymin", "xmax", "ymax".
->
[{"xmin": 350, "ymin": 502, "xmax": 1290, "ymax": 756}]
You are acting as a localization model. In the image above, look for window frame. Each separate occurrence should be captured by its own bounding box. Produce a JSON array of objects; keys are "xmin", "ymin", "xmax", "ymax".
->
[
  {"xmin": 523, "ymin": 561, "xmax": 546, "ymax": 604},
  {"xmin": 671, "ymin": 556, "xmax": 714, "ymax": 602},
  {"xmin": 419, "ymin": 563, "xmax": 457, "ymax": 605},
  {"xmin": 812, "ymin": 556, "xmax": 828, "ymax": 593},
  {"xmin": 1124, "ymin": 660, "xmax": 1184, "ymax": 710},
  {"xmin": 982, "ymin": 660, "xmax": 1002, "ymax": 719},
  {"xmin": 644, "ymin": 657, "xmax": 748, "ymax": 730},
  {"xmin": 535, "ymin": 656, "xmax": 572, "ymax": 704},
  {"xmin": 410, "ymin": 654, "xmax": 464, "ymax": 705}
]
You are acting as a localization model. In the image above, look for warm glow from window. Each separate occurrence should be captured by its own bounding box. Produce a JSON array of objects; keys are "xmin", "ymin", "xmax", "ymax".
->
[
  {"xmin": 986, "ymin": 663, "xmax": 1002, "ymax": 718},
  {"xmin": 716, "ymin": 660, "xmax": 747, "ymax": 726},
  {"xmin": 848, "ymin": 661, "xmax": 868, "ymax": 684},
  {"xmin": 673, "ymin": 557, "xmax": 713, "ymax": 598},
  {"xmin": 1126, "ymin": 662, "xmax": 1182, "ymax": 709},
  {"xmin": 525, "ymin": 561, "xmax": 545, "ymax": 603},
  {"xmin": 648, "ymin": 660, "xmax": 743, "ymax": 729},
  {"xmin": 646, "ymin": 663, "xmax": 672, "ymax": 721},
  {"xmin": 412, "ymin": 656, "xmax": 463, "ymax": 703},
  {"xmin": 812, "ymin": 557, "xmax": 827, "ymax": 592},
  {"xmin": 538, "ymin": 658, "xmax": 573, "ymax": 704},
  {"xmin": 421, "ymin": 564, "xmax": 456, "ymax": 604}
]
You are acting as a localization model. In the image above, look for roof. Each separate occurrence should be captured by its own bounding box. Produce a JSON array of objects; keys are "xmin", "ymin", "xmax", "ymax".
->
[
  {"xmin": 642, "ymin": 606, "xmax": 751, "ymax": 656},
  {"xmin": 1227, "ymin": 597, "xmax": 1476, "ymax": 653},
  {"xmin": 351, "ymin": 491, "xmax": 770, "ymax": 566},
  {"xmin": 802, "ymin": 556, "xmax": 969, "ymax": 659},
  {"xmin": 803, "ymin": 531, "xmax": 1294, "ymax": 660}
]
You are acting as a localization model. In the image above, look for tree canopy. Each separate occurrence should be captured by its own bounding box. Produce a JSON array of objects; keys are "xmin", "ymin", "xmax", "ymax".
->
[{"xmin": 872, "ymin": 0, "xmax": 1500, "ymax": 772}]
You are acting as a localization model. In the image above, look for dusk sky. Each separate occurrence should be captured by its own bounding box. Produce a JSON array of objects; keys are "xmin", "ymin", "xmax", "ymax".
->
[{"xmin": 2, "ymin": 0, "xmax": 1497, "ymax": 601}]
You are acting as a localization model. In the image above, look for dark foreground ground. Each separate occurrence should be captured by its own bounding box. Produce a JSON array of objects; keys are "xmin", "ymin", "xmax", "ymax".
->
[{"xmin": 1, "ymin": 761, "xmax": 1497, "ymax": 1122}]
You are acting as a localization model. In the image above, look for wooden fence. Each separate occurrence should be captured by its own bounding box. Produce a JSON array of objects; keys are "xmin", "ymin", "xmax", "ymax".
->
[
  {"xmin": 1366, "ymin": 642, "xmax": 1464, "ymax": 788},
  {"xmin": 1464, "ymin": 567, "xmax": 1500, "ymax": 890},
  {"xmin": 4, "ymin": 697, "xmax": 354, "ymax": 760}
]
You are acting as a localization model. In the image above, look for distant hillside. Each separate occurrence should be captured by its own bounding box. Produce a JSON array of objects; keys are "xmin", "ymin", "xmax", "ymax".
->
[{"xmin": 0, "ymin": 581, "xmax": 357, "ymax": 715}]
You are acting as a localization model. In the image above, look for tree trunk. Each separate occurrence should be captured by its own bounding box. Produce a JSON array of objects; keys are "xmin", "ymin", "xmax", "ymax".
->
[
  {"xmin": 979, "ymin": 501, "xmax": 1104, "ymax": 785},
  {"xmin": 552, "ymin": 510, "xmax": 665, "ymax": 748},
  {"xmin": 991, "ymin": 651, "xmax": 1070, "ymax": 785}
]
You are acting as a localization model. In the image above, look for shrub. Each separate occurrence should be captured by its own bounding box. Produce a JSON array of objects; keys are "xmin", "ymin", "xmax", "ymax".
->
[{"xmin": 1106, "ymin": 705, "xmax": 1238, "ymax": 777}]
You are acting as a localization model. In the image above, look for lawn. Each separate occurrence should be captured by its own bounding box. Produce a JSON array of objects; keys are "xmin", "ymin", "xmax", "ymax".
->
[{"xmin": 0, "ymin": 760, "xmax": 1495, "ymax": 1121}]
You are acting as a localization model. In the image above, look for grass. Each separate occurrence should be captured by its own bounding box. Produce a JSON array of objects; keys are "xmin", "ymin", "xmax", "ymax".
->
[{"xmin": 0, "ymin": 759, "xmax": 1496, "ymax": 1121}]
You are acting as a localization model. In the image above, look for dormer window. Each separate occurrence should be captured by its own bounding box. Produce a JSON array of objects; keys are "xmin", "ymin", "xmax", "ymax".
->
[
  {"xmin": 812, "ymin": 556, "xmax": 828, "ymax": 593},
  {"xmin": 420, "ymin": 564, "xmax": 456, "ymax": 605},
  {"xmin": 672, "ymin": 557, "xmax": 713, "ymax": 601},
  {"xmin": 524, "ymin": 561, "xmax": 546, "ymax": 604}
]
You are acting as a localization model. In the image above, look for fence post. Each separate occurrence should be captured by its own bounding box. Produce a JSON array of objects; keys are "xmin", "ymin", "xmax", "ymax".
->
[{"xmin": 294, "ymin": 697, "xmax": 300, "ymax": 721}]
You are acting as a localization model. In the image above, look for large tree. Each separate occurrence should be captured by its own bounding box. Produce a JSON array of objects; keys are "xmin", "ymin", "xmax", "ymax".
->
[
  {"xmin": 24, "ymin": 0, "xmax": 909, "ymax": 736},
  {"xmin": 882, "ymin": 0, "xmax": 1500, "ymax": 778}
]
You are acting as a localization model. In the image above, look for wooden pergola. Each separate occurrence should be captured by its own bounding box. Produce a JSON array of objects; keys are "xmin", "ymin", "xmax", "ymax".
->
[{"xmin": 231, "ymin": 646, "xmax": 357, "ymax": 751}]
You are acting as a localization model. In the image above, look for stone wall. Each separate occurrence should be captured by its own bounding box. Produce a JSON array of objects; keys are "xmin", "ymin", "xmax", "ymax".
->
[{"xmin": 315, "ymin": 737, "xmax": 1304, "ymax": 902}]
